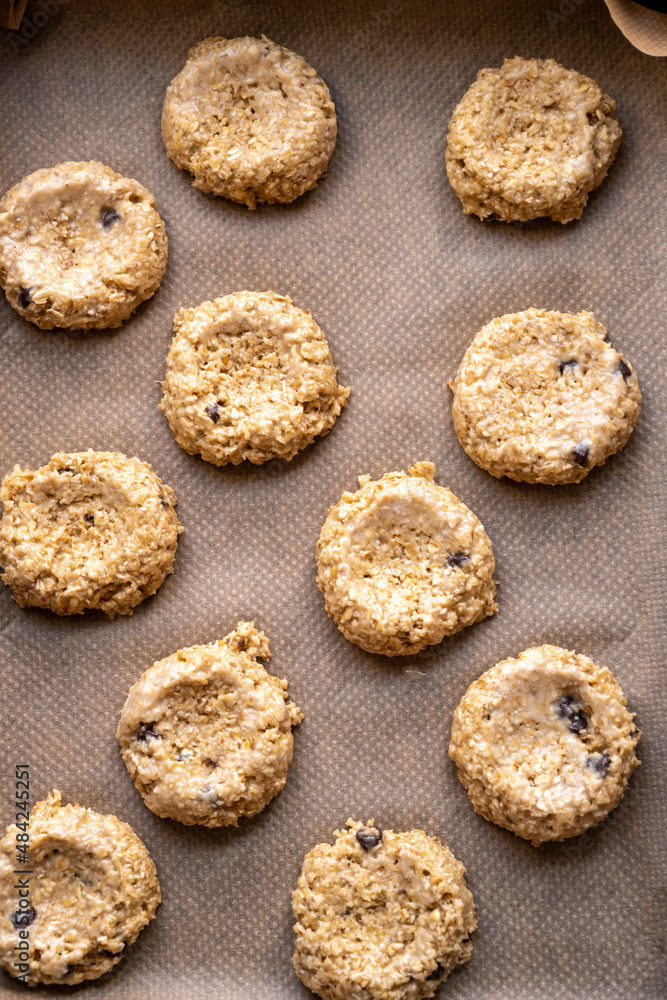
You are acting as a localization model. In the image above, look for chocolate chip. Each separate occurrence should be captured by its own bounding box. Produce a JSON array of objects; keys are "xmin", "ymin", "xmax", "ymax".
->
[
  {"xmin": 205, "ymin": 403, "xmax": 220, "ymax": 423},
  {"xmin": 160, "ymin": 498, "xmax": 169, "ymax": 509},
  {"xmin": 355, "ymin": 827, "xmax": 382, "ymax": 851},
  {"xmin": 427, "ymin": 964, "xmax": 446, "ymax": 981},
  {"xmin": 11, "ymin": 905, "xmax": 35, "ymax": 928},
  {"xmin": 202, "ymin": 758, "xmax": 217, "ymax": 768},
  {"xmin": 555, "ymin": 694, "xmax": 588, "ymax": 734},
  {"xmin": 559, "ymin": 359, "xmax": 578, "ymax": 374},
  {"xmin": 447, "ymin": 552, "xmax": 469, "ymax": 568},
  {"xmin": 618, "ymin": 359, "xmax": 632, "ymax": 381},
  {"xmin": 100, "ymin": 207, "xmax": 120, "ymax": 229},
  {"xmin": 571, "ymin": 443, "xmax": 589, "ymax": 467},
  {"xmin": 99, "ymin": 949, "xmax": 116, "ymax": 959},
  {"xmin": 587, "ymin": 112, "xmax": 598, "ymax": 126},
  {"xmin": 137, "ymin": 723, "xmax": 161, "ymax": 742},
  {"xmin": 586, "ymin": 753, "xmax": 611, "ymax": 776},
  {"xmin": 84, "ymin": 513, "xmax": 94, "ymax": 524},
  {"xmin": 17, "ymin": 287, "xmax": 31, "ymax": 309}
]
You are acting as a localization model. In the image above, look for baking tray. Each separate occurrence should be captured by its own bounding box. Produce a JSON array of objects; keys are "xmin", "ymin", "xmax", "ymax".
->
[{"xmin": 0, "ymin": 1, "xmax": 665, "ymax": 997}]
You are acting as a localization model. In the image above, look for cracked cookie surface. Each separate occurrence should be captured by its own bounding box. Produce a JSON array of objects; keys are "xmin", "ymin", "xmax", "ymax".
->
[
  {"xmin": 292, "ymin": 819, "xmax": 476, "ymax": 1000},
  {"xmin": 450, "ymin": 309, "xmax": 640, "ymax": 484},
  {"xmin": 0, "ymin": 161, "xmax": 167, "ymax": 329},
  {"xmin": 449, "ymin": 645, "xmax": 640, "ymax": 845},
  {"xmin": 117, "ymin": 621, "xmax": 303, "ymax": 827},
  {"xmin": 446, "ymin": 57, "xmax": 621, "ymax": 223},
  {"xmin": 316, "ymin": 462, "xmax": 497, "ymax": 656},
  {"xmin": 161, "ymin": 290, "xmax": 349, "ymax": 465},
  {"xmin": 162, "ymin": 35, "xmax": 337, "ymax": 208},
  {"xmin": 0, "ymin": 450, "xmax": 181, "ymax": 617},
  {"xmin": 0, "ymin": 791, "xmax": 160, "ymax": 986}
]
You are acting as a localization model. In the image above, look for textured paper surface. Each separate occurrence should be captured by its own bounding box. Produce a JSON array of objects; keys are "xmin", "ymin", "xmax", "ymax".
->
[{"xmin": 0, "ymin": 1, "xmax": 665, "ymax": 997}]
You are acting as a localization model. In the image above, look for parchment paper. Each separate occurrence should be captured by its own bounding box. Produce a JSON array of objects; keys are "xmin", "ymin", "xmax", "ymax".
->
[{"xmin": 0, "ymin": 1, "xmax": 665, "ymax": 997}]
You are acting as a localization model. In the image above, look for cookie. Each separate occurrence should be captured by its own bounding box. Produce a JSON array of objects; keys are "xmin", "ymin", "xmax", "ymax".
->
[
  {"xmin": 292, "ymin": 819, "xmax": 476, "ymax": 1000},
  {"xmin": 450, "ymin": 309, "xmax": 641, "ymax": 484},
  {"xmin": 0, "ymin": 790, "xmax": 159, "ymax": 986},
  {"xmin": 446, "ymin": 57, "xmax": 621, "ymax": 223},
  {"xmin": 117, "ymin": 621, "xmax": 303, "ymax": 827},
  {"xmin": 0, "ymin": 161, "xmax": 168, "ymax": 329},
  {"xmin": 0, "ymin": 450, "xmax": 181, "ymax": 617},
  {"xmin": 161, "ymin": 290, "xmax": 349, "ymax": 466},
  {"xmin": 449, "ymin": 645, "xmax": 640, "ymax": 845},
  {"xmin": 316, "ymin": 462, "xmax": 497, "ymax": 657},
  {"xmin": 162, "ymin": 36, "xmax": 337, "ymax": 208}
]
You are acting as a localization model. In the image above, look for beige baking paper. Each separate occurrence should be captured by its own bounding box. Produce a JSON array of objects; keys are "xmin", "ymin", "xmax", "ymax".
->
[{"xmin": 0, "ymin": 1, "xmax": 665, "ymax": 998}]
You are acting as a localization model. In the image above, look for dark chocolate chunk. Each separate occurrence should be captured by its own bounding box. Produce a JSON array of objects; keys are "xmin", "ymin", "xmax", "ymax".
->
[
  {"xmin": 427, "ymin": 964, "xmax": 446, "ymax": 981},
  {"xmin": 447, "ymin": 552, "xmax": 469, "ymax": 568},
  {"xmin": 559, "ymin": 359, "xmax": 578, "ymax": 375},
  {"xmin": 100, "ymin": 207, "xmax": 121, "ymax": 229},
  {"xmin": 202, "ymin": 758, "xmax": 217, "ymax": 769},
  {"xmin": 356, "ymin": 826, "xmax": 382, "ymax": 851},
  {"xmin": 555, "ymin": 694, "xmax": 588, "ymax": 734},
  {"xmin": 18, "ymin": 287, "xmax": 31, "ymax": 309},
  {"xmin": 11, "ymin": 905, "xmax": 36, "ymax": 928},
  {"xmin": 137, "ymin": 723, "xmax": 161, "ymax": 742},
  {"xmin": 205, "ymin": 403, "xmax": 220, "ymax": 423},
  {"xmin": 571, "ymin": 443, "xmax": 589, "ymax": 467},
  {"xmin": 618, "ymin": 358, "xmax": 632, "ymax": 381},
  {"xmin": 586, "ymin": 753, "xmax": 611, "ymax": 776},
  {"xmin": 160, "ymin": 498, "xmax": 169, "ymax": 509},
  {"xmin": 84, "ymin": 513, "xmax": 94, "ymax": 524}
]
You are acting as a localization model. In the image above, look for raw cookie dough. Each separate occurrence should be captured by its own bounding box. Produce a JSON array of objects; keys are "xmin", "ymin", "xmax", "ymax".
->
[
  {"xmin": 292, "ymin": 819, "xmax": 476, "ymax": 1000},
  {"xmin": 117, "ymin": 621, "xmax": 303, "ymax": 827},
  {"xmin": 0, "ymin": 450, "xmax": 181, "ymax": 617},
  {"xmin": 449, "ymin": 645, "xmax": 640, "ymax": 845},
  {"xmin": 316, "ymin": 462, "xmax": 497, "ymax": 657},
  {"xmin": 161, "ymin": 290, "xmax": 349, "ymax": 466},
  {"xmin": 445, "ymin": 57, "xmax": 621, "ymax": 223},
  {"xmin": 162, "ymin": 35, "xmax": 337, "ymax": 208},
  {"xmin": 450, "ymin": 309, "xmax": 640, "ymax": 485},
  {"xmin": 0, "ymin": 790, "xmax": 160, "ymax": 986},
  {"xmin": 0, "ymin": 161, "xmax": 168, "ymax": 329}
]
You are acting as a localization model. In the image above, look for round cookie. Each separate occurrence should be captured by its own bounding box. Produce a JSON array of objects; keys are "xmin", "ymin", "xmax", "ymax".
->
[
  {"xmin": 162, "ymin": 36, "xmax": 337, "ymax": 208},
  {"xmin": 316, "ymin": 462, "xmax": 497, "ymax": 657},
  {"xmin": 0, "ymin": 450, "xmax": 181, "ymax": 617},
  {"xmin": 117, "ymin": 621, "xmax": 303, "ymax": 827},
  {"xmin": 292, "ymin": 819, "xmax": 476, "ymax": 1000},
  {"xmin": 0, "ymin": 790, "xmax": 160, "ymax": 986},
  {"xmin": 0, "ymin": 161, "xmax": 168, "ymax": 329},
  {"xmin": 160, "ymin": 290, "xmax": 349, "ymax": 466},
  {"xmin": 449, "ymin": 645, "xmax": 640, "ymax": 845},
  {"xmin": 450, "ymin": 309, "xmax": 641, "ymax": 485},
  {"xmin": 445, "ymin": 56, "xmax": 621, "ymax": 223}
]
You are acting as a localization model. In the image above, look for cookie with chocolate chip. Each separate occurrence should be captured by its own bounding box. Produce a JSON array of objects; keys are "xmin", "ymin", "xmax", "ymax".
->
[
  {"xmin": 0, "ymin": 450, "xmax": 181, "ymax": 617},
  {"xmin": 0, "ymin": 791, "xmax": 159, "ymax": 986},
  {"xmin": 161, "ymin": 290, "xmax": 349, "ymax": 465},
  {"xmin": 0, "ymin": 161, "xmax": 167, "ymax": 329},
  {"xmin": 446, "ymin": 57, "xmax": 621, "ymax": 223},
  {"xmin": 449, "ymin": 645, "xmax": 640, "ymax": 845},
  {"xmin": 292, "ymin": 819, "xmax": 476, "ymax": 1000},
  {"xmin": 316, "ymin": 461, "xmax": 497, "ymax": 656},
  {"xmin": 450, "ymin": 309, "xmax": 640, "ymax": 484},
  {"xmin": 117, "ymin": 622, "xmax": 303, "ymax": 827}
]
